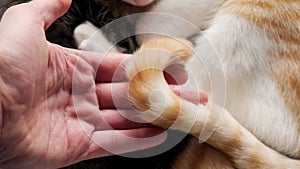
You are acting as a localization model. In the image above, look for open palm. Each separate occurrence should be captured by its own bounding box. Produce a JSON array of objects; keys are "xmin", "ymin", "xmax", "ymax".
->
[
  {"xmin": 0, "ymin": 1, "xmax": 166, "ymax": 168},
  {"xmin": 0, "ymin": 1, "xmax": 207, "ymax": 169}
]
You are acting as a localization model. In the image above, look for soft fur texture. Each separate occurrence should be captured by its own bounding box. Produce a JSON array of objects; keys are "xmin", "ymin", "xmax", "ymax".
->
[{"xmin": 4, "ymin": 0, "xmax": 300, "ymax": 168}]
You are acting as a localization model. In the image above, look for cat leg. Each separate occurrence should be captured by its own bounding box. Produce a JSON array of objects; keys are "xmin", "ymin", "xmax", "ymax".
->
[{"xmin": 73, "ymin": 21, "xmax": 120, "ymax": 53}]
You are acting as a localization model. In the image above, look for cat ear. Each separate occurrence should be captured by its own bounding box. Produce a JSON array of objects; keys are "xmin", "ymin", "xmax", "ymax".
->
[{"xmin": 122, "ymin": 0, "xmax": 154, "ymax": 6}]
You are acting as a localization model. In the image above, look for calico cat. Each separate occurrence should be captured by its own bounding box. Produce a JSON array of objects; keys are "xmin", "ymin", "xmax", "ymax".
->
[{"xmin": 78, "ymin": 0, "xmax": 300, "ymax": 168}]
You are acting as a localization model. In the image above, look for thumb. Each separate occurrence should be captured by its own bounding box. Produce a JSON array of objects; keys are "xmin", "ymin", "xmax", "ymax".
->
[{"xmin": 32, "ymin": 0, "xmax": 71, "ymax": 29}]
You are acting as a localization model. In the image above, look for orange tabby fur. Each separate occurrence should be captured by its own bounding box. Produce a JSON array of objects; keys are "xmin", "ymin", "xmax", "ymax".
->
[
  {"xmin": 126, "ymin": 0, "xmax": 300, "ymax": 165},
  {"xmin": 127, "ymin": 35, "xmax": 300, "ymax": 168},
  {"xmin": 77, "ymin": 0, "xmax": 300, "ymax": 168}
]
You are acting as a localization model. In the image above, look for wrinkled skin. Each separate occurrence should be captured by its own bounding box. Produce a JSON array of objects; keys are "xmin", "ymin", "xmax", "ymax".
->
[{"xmin": 0, "ymin": 0, "xmax": 207, "ymax": 169}]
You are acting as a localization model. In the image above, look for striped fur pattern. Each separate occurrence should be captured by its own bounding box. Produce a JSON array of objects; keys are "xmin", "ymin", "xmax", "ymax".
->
[{"xmin": 126, "ymin": 0, "xmax": 300, "ymax": 168}]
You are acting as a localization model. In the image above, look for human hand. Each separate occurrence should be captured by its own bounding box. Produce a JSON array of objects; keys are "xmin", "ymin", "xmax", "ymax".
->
[{"xmin": 0, "ymin": 0, "xmax": 207, "ymax": 169}]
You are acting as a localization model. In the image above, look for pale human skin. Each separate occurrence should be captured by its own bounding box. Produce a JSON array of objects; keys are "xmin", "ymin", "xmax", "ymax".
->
[{"xmin": 0, "ymin": 0, "xmax": 207, "ymax": 169}]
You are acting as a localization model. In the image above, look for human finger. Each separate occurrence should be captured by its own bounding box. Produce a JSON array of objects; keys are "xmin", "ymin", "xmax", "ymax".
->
[
  {"xmin": 86, "ymin": 127, "xmax": 166, "ymax": 159},
  {"xmin": 78, "ymin": 51, "xmax": 130, "ymax": 82},
  {"xmin": 96, "ymin": 82, "xmax": 208, "ymax": 110},
  {"xmin": 1, "ymin": 0, "xmax": 71, "ymax": 31},
  {"xmin": 0, "ymin": 0, "xmax": 71, "ymax": 60},
  {"xmin": 164, "ymin": 64, "xmax": 188, "ymax": 85},
  {"xmin": 33, "ymin": 0, "xmax": 71, "ymax": 29},
  {"xmin": 81, "ymin": 50, "xmax": 189, "ymax": 85},
  {"xmin": 99, "ymin": 109, "xmax": 151, "ymax": 130},
  {"xmin": 96, "ymin": 82, "xmax": 129, "ymax": 109},
  {"xmin": 170, "ymin": 85, "xmax": 208, "ymax": 104}
]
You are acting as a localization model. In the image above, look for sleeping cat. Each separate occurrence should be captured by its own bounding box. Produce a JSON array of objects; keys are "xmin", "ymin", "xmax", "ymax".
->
[{"xmin": 79, "ymin": 0, "xmax": 300, "ymax": 168}]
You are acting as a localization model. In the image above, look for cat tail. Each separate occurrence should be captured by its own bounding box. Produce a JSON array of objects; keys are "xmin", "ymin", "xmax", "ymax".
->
[
  {"xmin": 126, "ymin": 38, "xmax": 300, "ymax": 169},
  {"xmin": 126, "ymin": 38, "xmax": 198, "ymax": 129}
]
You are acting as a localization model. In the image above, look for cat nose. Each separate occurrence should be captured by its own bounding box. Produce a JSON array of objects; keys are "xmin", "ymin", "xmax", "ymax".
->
[{"xmin": 122, "ymin": 0, "xmax": 154, "ymax": 6}]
